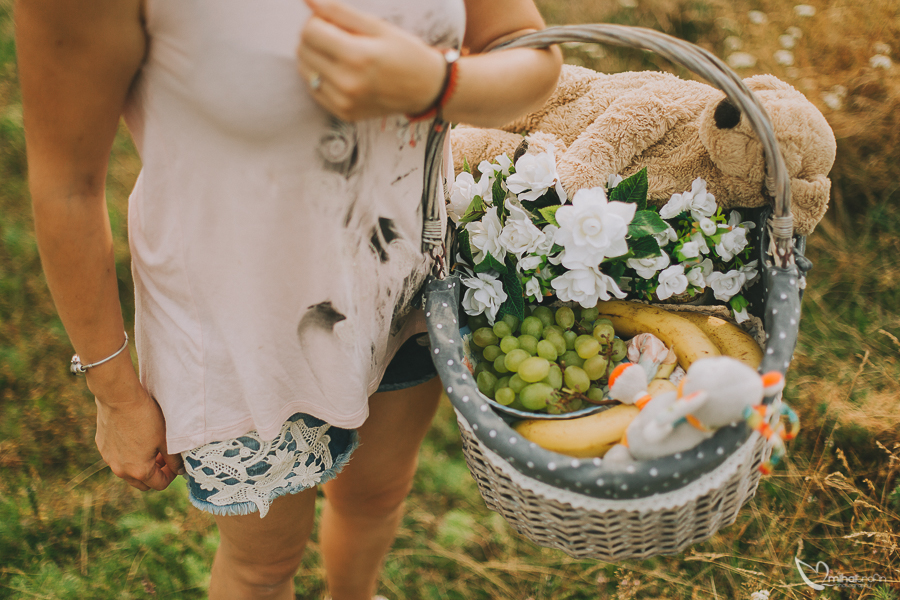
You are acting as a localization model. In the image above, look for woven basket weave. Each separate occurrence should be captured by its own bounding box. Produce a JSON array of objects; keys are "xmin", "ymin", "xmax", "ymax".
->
[{"xmin": 424, "ymin": 24, "xmax": 808, "ymax": 561}]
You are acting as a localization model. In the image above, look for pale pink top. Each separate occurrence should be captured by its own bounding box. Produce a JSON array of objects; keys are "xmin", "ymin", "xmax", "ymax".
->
[{"xmin": 123, "ymin": 0, "xmax": 464, "ymax": 454}]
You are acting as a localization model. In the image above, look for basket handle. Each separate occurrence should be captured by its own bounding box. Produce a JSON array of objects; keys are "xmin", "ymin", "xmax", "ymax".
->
[{"xmin": 493, "ymin": 24, "xmax": 796, "ymax": 268}]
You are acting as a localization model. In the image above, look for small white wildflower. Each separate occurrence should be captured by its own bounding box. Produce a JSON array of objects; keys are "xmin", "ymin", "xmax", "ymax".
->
[
  {"xmin": 786, "ymin": 26, "xmax": 803, "ymax": 40},
  {"xmin": 686, "ymin": 179, "xmax": 717, "ymax": 219},
  {"xmin": 750, "ymin": 591, "xmax": 770, "ymax": 600},
  {"xmin": 727, "ymin": 52, "xmax": 758, "ymax": 69},
  {"xmin": 873, "ymin": 42, "xmax": 892, "ymax": 55},
  {"xmin": 699, "ymin": 217, "xmax": 718, "ymax": 236},
  {"xmin": 779, "ymin": 34, "xmax": 797, "ymax": 49},
  {"xmin": 653, "ymin": 226, "xmax": 678, "ymax": 249},
  {"xmin": 775, "ymin": 50, "xmax": 795, "ymax": 66},
  {"xmin": 626, "ymin": 252, "xmax": 671, "ymax": 280},
  {"xmin": 524, "ymin": 277, "xmax": 542, "ymax": 300},
  {"xmin": 461, "ymin": 272, "xmax": 508, "ymax": 324},
  {"xmin": 724, "ymin": 36, "xmax": 743, "ymax": 52},
  {"xmin": 748, "ymin": 10, "xmax": 768, "ymax": 24},
  {"xmin": 794, "ymin": 4, "xmax": 816, "ymax": 17},
  {"xmin": 821, "ymin": 92, "xmax": 843, "ymax": 110},
  {"xmin": 655, "ymin": 265, "xmax": 689, "ymax": 300},
  {"xmin": 607, "ymin": 173, "xmax": 624, "ymax": 189},
  {"xmin": 870, "ymin": 54, "xmax": 893, "ymax": 70}
]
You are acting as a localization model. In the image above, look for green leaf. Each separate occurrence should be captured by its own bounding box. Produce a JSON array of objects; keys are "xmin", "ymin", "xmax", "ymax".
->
[
  {"xmin": 458, "ymin": 196, "xmax": 485, "ymax": 224},
  {"xmin": 497, "ymin": 256, "xmax": 525, "ymax": 322},
  {"xmin": 462, "ymin": 156, "xmax": 471, "ymax": 174},
  {"xmin": 539, "ymin": 205, "xmax": 561, "ymax": 227},
  {"xmin": 492, "ymin": 176, "xmax": 506, "ymax": 207},
  {"xmin": 628, "ymin": 210, "xmax": 668, "ymax": 238},
  {"xmin": 629, "ymin": 236, "xmax": 662, "ymax": 259},
  {"xmin": 609, "ymin": 168, "xmax": 648, "ymax": 210},
  {"xmin": 474, "ymin": 252, "xmax": 507, "ymax": 274},
  {"xmin": 458, "ymin": 229, "xmax": 474, "ymax": 265}
]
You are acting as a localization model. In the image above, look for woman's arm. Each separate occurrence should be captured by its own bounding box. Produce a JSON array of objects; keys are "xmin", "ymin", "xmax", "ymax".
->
[
  {"xmin": 16, "ymin": 0, "xmax": 182, "ymax": 490},
  {"xmin": 296, "ymin": 0, "xmax": 562, "ymax": 127}
]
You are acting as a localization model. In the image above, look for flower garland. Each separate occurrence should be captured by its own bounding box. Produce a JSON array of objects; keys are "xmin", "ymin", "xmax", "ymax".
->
[{"xmin": 450, "ymin": 151, "xmax": 757, "ymax": 325}]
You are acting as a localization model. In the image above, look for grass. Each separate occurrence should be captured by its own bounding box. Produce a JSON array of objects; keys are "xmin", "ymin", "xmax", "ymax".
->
[{"xmin": 1, "ymin": 0, "xmax": 899, "ymax": 598}]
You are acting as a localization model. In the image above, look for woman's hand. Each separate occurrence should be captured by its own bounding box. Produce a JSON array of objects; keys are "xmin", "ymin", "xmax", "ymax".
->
[
  {"xmin": 89, "ymin": 356, "xmax": 183, "ymax": 491},
  {"xmin": 297, "ymin": 0, "xmax": 447, "ymax": 121}
]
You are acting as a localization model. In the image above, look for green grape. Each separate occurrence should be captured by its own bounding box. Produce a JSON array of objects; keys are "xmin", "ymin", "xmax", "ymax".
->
[
  {"xmin": 517, "ymin": 334, "xmax": 538, "ymax": 355},
  {"xmin": 545, "ymin": 401, "xmax": 565, "ymax": 415},
  {"xmin": 520, "ymin": 316, "xmax": 544, "ymax": 338},
  {"xmin": 563, "ymin": 330, "xmax": 578, "ymax": 350},
  {"xmin": 531, "ymin": 306, "xmax": 554, "ymax": 328},
  {"xmin": 554, "ymin": 306, "xmax": 576, "ymax": 329},
  {"xmin": 499, "ymin": 335, "xmax": 519, "ymax": 354},
  {"xmin": 580, "ymin": 306, "xmax": 600, "ymax": 322},
  {"xmin": 518, "ymin": 356, "xmax": 551, "ymax": 383},
  {"xmin": 501, "ymin": 314, "xmax": 520, "ymax": 335},
  {"xmin": 564, "ymin": 366, "xmax": 591, "ymax": 393},
  {"xmin": 482, "ymin": 345, "xmax": 502, "ymax": 362},
  {"xmin": 496, "ymin": 376, "xmax": 511, "ymax": 390},
  {"xmin": 595, "ymin": 317, "xmax": 613, "ymax": 326},
  {"xmin": 544, "ymin": 330, "xmax": 566, "ymax": 355},
  {"xmin": 536, "ymin": 339, "xmax": 558, "ymax": 362},
  {"xmin": 592, "ymin": 323, "xmax": 615, "ymax": 345},
  {"xmin": 493, "ymin": 355, "xmax": 510, "ymax": 374},
  {"xmin": 476, "ymin": 371, "xmax": 497, "ymax": 398},
  {"xmin": 504, "ymin": 349, "xmax": 530, "ymax": 373},
  {"xmin": 492, "ymin": 320, "xmax": 513, "ymax": 339},
  {"xmin": 568, "ymin": 398, "xmax": 584, "ymax": 412},
  {"xmin": 542, "ymin": 363, "xmax": 563, "ymax": 389},
  {"xmin": 575, "ymin": 335, "xmax": 600, "ymax": 359},
  {"xmin": 587, "ymin": 386, "xmax": 606, "ymax": 403},
  {"xmin": 559, "ymin": 350, "xmax": 584, "ymax": 369},
  {"xmin": 473, "ymin": 327, "xmax": 499, "ymax": 348},
  {"xmin": 473, "ymin": 361, "xmax": 489, "ymax": 378},
  {"xmin": 494, "ymin": 387, "xmax": 516, "ymax": 406},
  {"xmin": 520, "ymin": 383, "xmax": 554, "ymax": 411},
  {"xmin": 543, "ymin": 324, "xmax": 565, "ymax": 338},
  {"xmin": 610, "ymin": 338, "xmax": 627, "ymax": 362},
  {"xmin": 509, "ymin": 396, "xmax": 527, "ymax": 411},
  {"xmin": 467, "ymin": 313, "xmax": 489, "ymax": 331},
  {"xmin": 583, "ymin": 354, "xmax": 609, "ymax": 380},
  {"xmin": 508, "ymin": 373, "xmax": 527, "ymax": 393}
]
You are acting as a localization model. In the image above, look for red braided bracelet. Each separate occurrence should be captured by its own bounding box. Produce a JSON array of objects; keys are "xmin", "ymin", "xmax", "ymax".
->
[{"xmin": 407, "ymin": 48, "xmax": 461, "ymax": 123}]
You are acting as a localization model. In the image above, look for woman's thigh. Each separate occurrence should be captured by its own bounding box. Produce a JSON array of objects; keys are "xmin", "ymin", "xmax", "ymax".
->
[{"xmin": 321, "ymin": 376, "xmax": 442, "ymax": 512}]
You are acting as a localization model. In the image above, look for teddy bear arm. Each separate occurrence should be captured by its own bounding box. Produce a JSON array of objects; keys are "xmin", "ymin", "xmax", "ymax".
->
[{"xmin": 789, "ymin": 175, "xmax": 831, "ymax": 236}]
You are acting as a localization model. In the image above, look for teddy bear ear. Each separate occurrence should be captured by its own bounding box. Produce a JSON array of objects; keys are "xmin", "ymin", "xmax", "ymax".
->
[
  {"xmin": 713, "ymin": 98, "xmax": 742, "ymax": 130},
  {"xmin": 743, "ymin": 74, "xmax": 796, "ymax": 93}
]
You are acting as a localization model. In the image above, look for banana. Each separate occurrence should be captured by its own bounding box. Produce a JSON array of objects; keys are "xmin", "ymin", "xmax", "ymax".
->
[
  {"xmin": 595, "ymin": 300, "xmax": 720, "ymax": 370},
  {"xmin": 647, "ymin": 378, "xmax": 677, "ymax": 397},
  {"xmin": 513, "ymin": 404, "xmax": 640, "ymax": 458},
  {"xmin": 675, "ymin": 311, "xmax": 763, "ymax": 369}
]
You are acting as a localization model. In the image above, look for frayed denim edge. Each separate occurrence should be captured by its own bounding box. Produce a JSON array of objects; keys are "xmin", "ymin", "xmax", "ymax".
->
[
  {"xmin": 185, "ymin": 430, "xmax": 360, "ymax": 518},
  {"xmin": 375, "ymin": 373, "xmax": 436, "ymax": 393}
]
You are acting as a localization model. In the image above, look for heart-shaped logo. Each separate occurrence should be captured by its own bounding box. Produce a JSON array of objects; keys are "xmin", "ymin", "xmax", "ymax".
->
[{"xmin": 795, "ymin": 558, "xmax": 830, "ymax": 591}]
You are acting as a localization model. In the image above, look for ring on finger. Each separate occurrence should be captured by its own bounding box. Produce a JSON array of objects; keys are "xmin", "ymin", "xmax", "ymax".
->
[{"xmin": 308, "ymin": 72, "xmax": 322, "ymax": 90}]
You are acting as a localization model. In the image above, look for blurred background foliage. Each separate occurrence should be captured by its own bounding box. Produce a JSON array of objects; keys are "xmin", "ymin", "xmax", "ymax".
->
[{"xmin": 0, "ymin": 0, "xmax": 898, "ymax": 597}]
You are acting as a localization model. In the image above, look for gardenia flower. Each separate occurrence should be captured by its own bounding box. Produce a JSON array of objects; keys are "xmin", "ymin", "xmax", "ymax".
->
[
  {"xmin": 686, "ymin": 178, "xmax": 717, "ymax": 220},
  {"xmin": 686, "ymin": 258, "xmax": 714, "ymax": 288},
  {"xmin": 740, "ymin": 259, "xmax": 760, "ymax": 286},
  {"xmin": 555, "ymin": 187, "xmax": 636, "ymax": 268},
  {"xmin": 653, "ymin": 226, "xmax": 678, "ymax": 248},
  {"xmin": 448, "ymin": 171, "xmax": 486, "ymax": 223},
  {"xmin": 659, "ymin": 192, "xmax": 688, "ymax": 219},
  {"xmin": 607, "ymin": 173, "xmax": 624, "ymax": 189},
  {"xmin": 698, "ymin": 217, "xmax": 717, "ymax": 236},
  {"xmin": 524, "ymin": 277, "xmax": 542, "ymax": 299},
  {"xmin": 551, "ymin": 266, "xmax": 627, "ymax": 308},
  {"xmin": 707, "ymin": 269, "xmax": 745, "ymax": 301},
  {"xmin": 715, "ymin": 226, "xmax": 749, "ymax": 261},
  {"xmin": 461, "ymin": 272, "xmax": 508, "ymax": 324},
  {"xmin": 626, "ymin": 252, "xmax": 670, "ymax": 279},
  {"xmin": 506, "ymin": 151, "xmax": 566, "ymax": 202},
  {"xmin": 467, "ymin": 206, "xmax": 504, "ymax": 265},
  {"xmin": 655, "ymin": 265, "xmax": 688, "ymax": 300},
  {"xmin": 499, "ymin": 199, "xmax": 545, "ymax": 258},
  {"xmin": 733, "ymin": 305, "xmax": 750, "ymax": 324}
]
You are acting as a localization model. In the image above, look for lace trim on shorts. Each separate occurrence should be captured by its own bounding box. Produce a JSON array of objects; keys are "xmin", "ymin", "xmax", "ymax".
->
[{"xmin": 182, "ymin": 414, "xmax": 358, "ymax": 518}]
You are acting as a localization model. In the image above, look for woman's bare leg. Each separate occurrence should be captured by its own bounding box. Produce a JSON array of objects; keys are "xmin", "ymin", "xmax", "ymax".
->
[
  {"xmin": 320, "ymin": 376, "xmax": 442, "ymax": 600},
  {"xmin": 208, "ymin": 487, "xmax": 318, "ymax": 600}
]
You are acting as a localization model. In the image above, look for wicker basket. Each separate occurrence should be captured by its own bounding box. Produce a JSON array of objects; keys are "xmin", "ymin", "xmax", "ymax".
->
[{"xmin": 424, "ymin": 24, "xmax": 809, "ymax": 562}]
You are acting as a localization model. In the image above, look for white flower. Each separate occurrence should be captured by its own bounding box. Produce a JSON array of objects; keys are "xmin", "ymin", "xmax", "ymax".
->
[
  {"xmin": 733, "ymin": 305, "xmax": 750, "ymax": 324},
  {"xmin": 555, "ymin": 187, "xmax": 636, "ymax": 268},
  {"xmin": 655, "ymin": 265, "xmax": 688, "ymax": 300},
  {"xmin": 793, "ymin": 4, "xmax": 815, "ymax": 17},
  {"xmin": 607, "ymin": 174, "xmax": 624, "ymax": 189},
  {"xmin": 517, "ymin": 223, "xmax": 558, "ymax": 271},
  {"xmin": 467, "ymin": 206, "xmax": 504, "ymax": 265},
  {"xmin": 821, "ymin": 92, "xmax": 843, "ymax": 110},
  {"xmin": 551, "ymin": 267, "xmax": 627, "ymax": 308},
  {"xmin": 686, "ymin": 258, "xmax": 714, "ymax": 288},
  {"xmin": 715, "ymin": 226, "xmax": 749, "ymax": 261},
  {"xmin": 681, "ymin": 240, "xmax": 702, "ymax": 259},
  {"xmin": 699, "ymin": 217, "xmax": 717, "ymax": 236},
  {"xmin": 659, "ymin": 192, "xmax": 688, "ymax": 219},
  {"xmin": 461, "ymin": 272, "xmax": 508, "ymax": 324},
  {"xmin": 494, "ymin": 154, "xmax": 512, "ymax": 176},
  {"xmin": 499, "ymin": 199, "xmax": 545, "ymax": 258},
  {"xmin": 748, "ymin": 10, "xmax": 768, "ymax": 24},
  {"xmin": 728, "ymin": 210, "xmax": 743, "ymax": 227},
  {"xmin": 626, "ymin": 252, "xmax": 670, "ymax": 279},
  {"xmin": 724, "ymin": 36, "xmax": 742, "ymax": 52},
  {"xmin": 870, "ymin": 54, "xmax": 893, "ymax": 70},
  {"xmin": 518, "ymin": 254, "xmax": 542, "ymax": 271},
  {"xmin": 707, "ymin": 270, "xmax": 745, "ymax": 301},
  {"xmin": 449, "ymin": 171, "xmax": 486, "ymax": 223},
  {"xmin": 740, "ymin": 259, "xmax": 760, "ymax": 286},
  {"xmin": 727, "ymin": 52, "xmax": 757, "ymax": 69},
  {"xmin": 775, "ymin": 50, "xmax": 795, "ymax": 66},
  {"xmin": 686, "ymin": 179, "xmax": 717, "ymax": 219},
  {"xmin": 506, "ymin": 151, "xmax": 566, "ymax": 203},
  {"xmin": 779, "ymin": 34, "xmax": 797, "ymax": 49},
  {"xmin": 750, "ymin": 590, "xmax": 770, "ymax": 600},
  {"xmin": 477, "ymin": 160, "xmax": 498, "ymax": 193},
  {"xmin": 525, "ymin": 277, "xmax": 542, "ymax": 299},
  {"xmin": 653, "ymin": 226, "xmax": 678, "ymax": 248},
  {"xmin": 786, "ymin": 26, "xmax": 803, "ymax": 40}
]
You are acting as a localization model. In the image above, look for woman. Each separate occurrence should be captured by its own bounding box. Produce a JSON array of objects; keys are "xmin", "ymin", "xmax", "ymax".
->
[{"xmin": 15, "ymin": 0, "xmax": 561, "ymax": 598}]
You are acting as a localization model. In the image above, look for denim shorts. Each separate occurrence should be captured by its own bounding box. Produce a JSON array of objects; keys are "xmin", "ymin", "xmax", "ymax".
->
[{"xmin": 182, "ymin": 334, "xmax": 436, "ymax": 517}]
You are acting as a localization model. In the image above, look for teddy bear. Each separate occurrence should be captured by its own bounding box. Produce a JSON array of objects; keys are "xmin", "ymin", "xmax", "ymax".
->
[
  {"xmin": 603, "ymin": 357, "xmax": 792, "ymax": 468},
  {"xmin": 450, "ymin": 64, "xmax": 836, "ymax": 236}
]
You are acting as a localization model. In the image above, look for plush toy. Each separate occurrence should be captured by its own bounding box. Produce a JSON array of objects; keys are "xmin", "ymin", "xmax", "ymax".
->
[
  {"xmin": 604, "ymin": 357, "xmax": 797, "ymax": 472},
  {"xmin": 450, "ymin": 65, "xmax": 836, "ymax": 235}
]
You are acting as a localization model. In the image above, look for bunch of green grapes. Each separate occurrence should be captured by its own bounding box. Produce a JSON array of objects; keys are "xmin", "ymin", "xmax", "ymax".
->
[{"xmin": 467, "ymin": 305, "xmax": 628, "ymax": 414}]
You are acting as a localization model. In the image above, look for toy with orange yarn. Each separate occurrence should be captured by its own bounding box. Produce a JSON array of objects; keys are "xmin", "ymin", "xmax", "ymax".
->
[{"xmin": 744, "ymin": 402, "xmax": 800, "ymax": 474}]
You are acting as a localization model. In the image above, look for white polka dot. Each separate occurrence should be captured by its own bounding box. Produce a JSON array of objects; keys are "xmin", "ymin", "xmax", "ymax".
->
[
  {"xmin": 717, "ymin": 447, "xmax": 724, "ymax": 455},
  {"xmin": 789, "ymin": 278, "xmax": 796, "ymax": 285},
  {"xmin": 650, "ymin": 468, "xmax": 658, "ymax": 476},
  {"xmin": 785, "ymin": 361, "xmax": 791, "ymax": 368},
  {"xmin": 780, "ymin": 294, "xmax": 787, "ymax": 300},
  {"xmin": 461, "ymin": 373, "xmax": 466, "ymax": 380},
  {"xmin": 767, "ymin": 348, "xmax": 774, "ymax": 355},
  {"xmin": 779, "ymin": 332, "xmax": 787, "ymax": 339},
  {"xmin": 452, "ymin": 318, "xmax": 457, "ymax": 324},
  {"xmin": 448, "ymin": 284, "xmax": 453, "ymax": 289},
  {"xmin": 548, "ymin": 462, "xmax": 556, "ymax": 471},
  {"xmin": 527, "ymin": 461, "xmax": 534, "ymax": 469},
  {"xmin": 571, "ymin": 459, "xmax": 580, "ymax": 468},
  {"xmin": 442, "ymin": 302, "xmax": 448, "ymax": 307},
  {"xmin": 626, "ymin": 465, "xmax": 636, "ymax": 473},
  {"xmin": 489, "ymin": 430, "xmax": 496, "ymax": 438},
  {"xmin": 437, "ymin": 324, "xmax": 443, "ymax": 329},
  {"xmin": 426, "ymin": 312, "xmax": 431, "ymax": 317},
  {"xmin": 621, "ymin": 484, "xmax": 628, "ymax": 491},
  {"xmin": 697, "ymin": 452, "xmax": 704, "ymax": 459},
  {"xmin": 462, "ymin": 395, "xmax": 469, "ymax": 402},
  {"xmin": 447, "ymin": 360, "xmax": 454, "ymax": 366},
  {"xmin": 509, "ymin": 437, "xmax": 517, "ymax": 444},
  {"xmin": 530, "ymin": 442, "xmax": 537, "ymax": 448},
  {"xmin": 790, "ymin": 319, "xmax": 797, "ymax": 325},
  {"xmin": 772, "ymin": 309, "xmax": 778, "ymax": 315},
  {"xmin": 596, "ymin": 478, "xmax": 605, "ymax": 486},
  {"xmin": 673, "ymin": 472, "xmax": 680, "ymax": 478},
  {"xmin": 480, "ymin": 405, "xmax": 488, "ymax": 412},
  {"xmin": 593, "ymin": 458, "xmax": 602, "ymax": 466},
  {"xmin": 675, "ymin": 453, "xmax": 682, "ymax": 460},
  {"xmin": 434, "ymin": 348, "xmax": 440, "ymax": 354},
  {"xmin": 472, "ymin": 424, "xmax": 478, "ymax": 430},
  {"xmin": 447, "ymin": 386, "xmax": 453, "ymax": 393}
]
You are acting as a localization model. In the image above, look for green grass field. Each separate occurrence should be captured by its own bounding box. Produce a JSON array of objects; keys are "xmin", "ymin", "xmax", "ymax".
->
[{"xmin": 1, "ymin": 0, "xmax": 898, "ymax": 598}]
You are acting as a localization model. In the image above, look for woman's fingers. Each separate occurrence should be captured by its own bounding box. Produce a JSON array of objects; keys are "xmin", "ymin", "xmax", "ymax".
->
[{"xmin": 304, "ymin": 0, "xmax": 385, "ymax": 37}]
